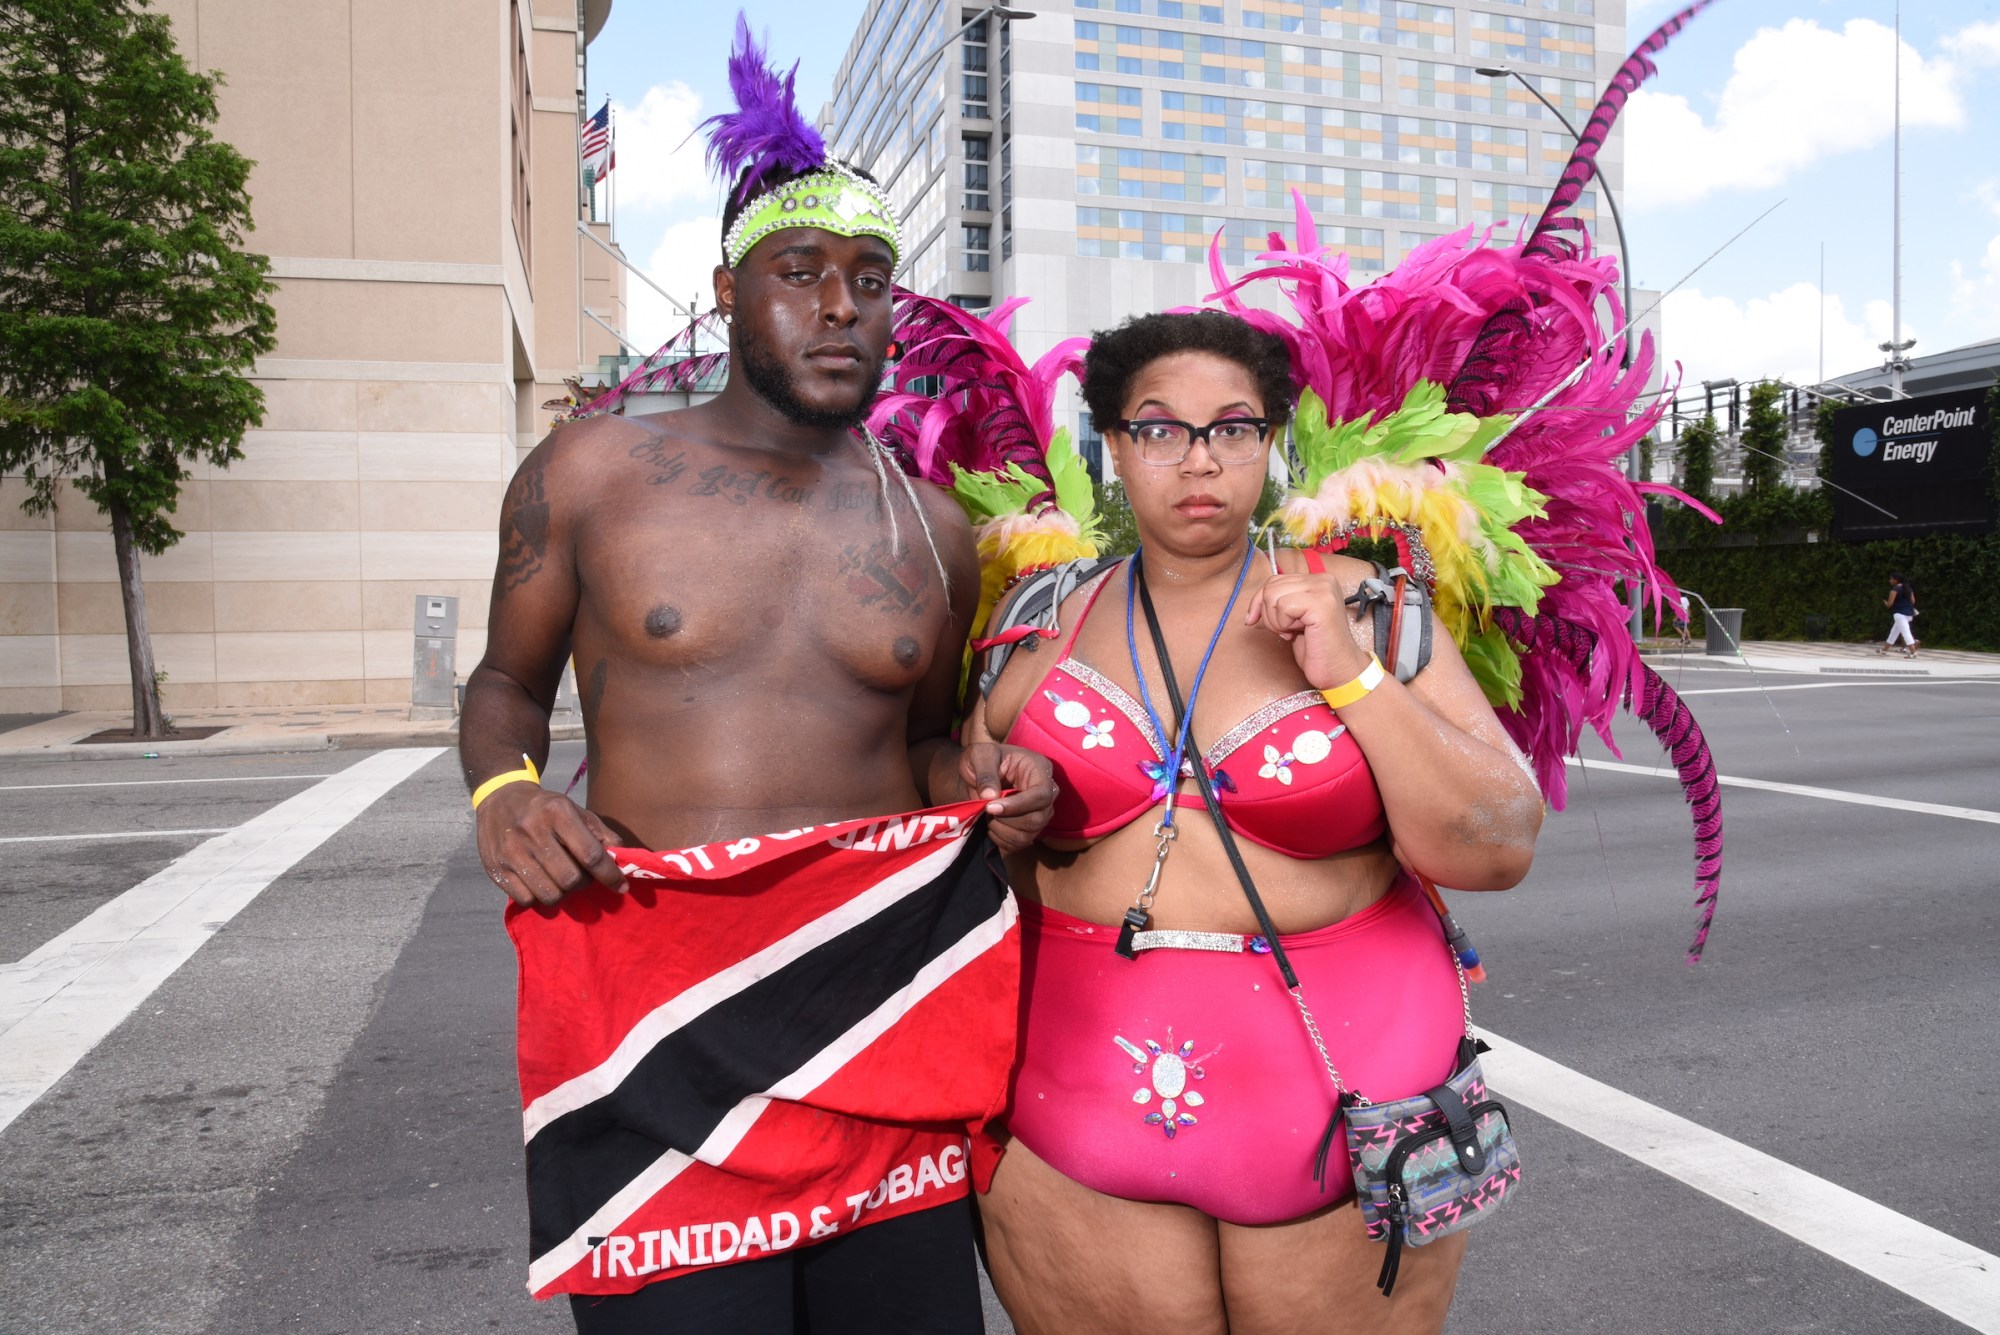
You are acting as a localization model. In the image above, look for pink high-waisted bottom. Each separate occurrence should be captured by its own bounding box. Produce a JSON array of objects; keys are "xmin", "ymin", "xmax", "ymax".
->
[{"xmin": 1002, "ymin": 875, "xmax": 1465, "ymax": 1226}]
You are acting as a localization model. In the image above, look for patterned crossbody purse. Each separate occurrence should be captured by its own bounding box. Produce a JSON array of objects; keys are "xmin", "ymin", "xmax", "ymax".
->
[{"xmin": 1136, "ymin": 571, "xmax": 1522, "ymax": 1297}]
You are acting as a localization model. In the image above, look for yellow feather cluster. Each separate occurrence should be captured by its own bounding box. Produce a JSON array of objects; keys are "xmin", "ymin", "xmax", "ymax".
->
[
  {"xmin": 970, "ymin": 510, "xmax": 1098, "ymax": 641},
  {"xmin": 1276, "ymin": 464, "xmax": 1493, "ymax": 647}
]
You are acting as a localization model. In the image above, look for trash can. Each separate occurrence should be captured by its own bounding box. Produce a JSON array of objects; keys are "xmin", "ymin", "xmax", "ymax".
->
[{"xmin": 1704, "ymin": 608, "xmax": 1744, "ymax": 656}]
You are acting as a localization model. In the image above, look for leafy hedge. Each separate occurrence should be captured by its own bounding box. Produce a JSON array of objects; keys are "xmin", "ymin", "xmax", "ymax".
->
[{"xmin": 1652, "ymin": 377, "xmax": 2000, "ymax": 650}]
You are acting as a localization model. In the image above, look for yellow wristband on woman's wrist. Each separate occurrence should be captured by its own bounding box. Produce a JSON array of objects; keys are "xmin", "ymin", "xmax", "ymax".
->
[
  {"xmin": 1320, "ymin": 656, "xmax": 1386, "ymax": 711},
  {"xmin": 471, "ymin": 755, "xmax": 541, "ymax": 810}
]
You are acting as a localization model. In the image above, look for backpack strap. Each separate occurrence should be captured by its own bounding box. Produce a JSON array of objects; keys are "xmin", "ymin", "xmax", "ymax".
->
[
  {"xmin": 974, "ymin": 556, "xmax": 1124, "ymax": 699},
  {"xmin": 1335, "ymin": 556, "xmax": 1433, "ymax": 684}
]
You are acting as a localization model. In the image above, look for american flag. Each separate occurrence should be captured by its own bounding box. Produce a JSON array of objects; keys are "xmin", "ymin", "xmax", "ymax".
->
[{"xmin": 581, "ymin": 99, "xmax": 613, "ymax": 183}]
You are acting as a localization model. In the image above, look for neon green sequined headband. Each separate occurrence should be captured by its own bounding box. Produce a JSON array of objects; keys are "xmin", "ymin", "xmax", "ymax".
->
[{"xmin": 721, "ymin": 167, "xmax": 903, "ymax": 271}]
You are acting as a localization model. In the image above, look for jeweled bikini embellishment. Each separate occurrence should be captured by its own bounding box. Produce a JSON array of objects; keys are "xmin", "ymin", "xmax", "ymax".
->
[
  {"xmin": 1257, "ymin": 724, "xmax": 1349, "ymax": 784},
  {"xmin": 1045, "ymin": 690, "xmax": 1115, "ymax": 748},
  {"xmin": 1114, "ymin": 1028, "xmax": 1218, "ymax": 1139}
]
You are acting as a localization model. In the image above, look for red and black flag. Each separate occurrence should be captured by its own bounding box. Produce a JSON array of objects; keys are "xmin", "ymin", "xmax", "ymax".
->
[{"xmin": 507, "ymin": 799, "xmax": 1018, "ymax": 1298}]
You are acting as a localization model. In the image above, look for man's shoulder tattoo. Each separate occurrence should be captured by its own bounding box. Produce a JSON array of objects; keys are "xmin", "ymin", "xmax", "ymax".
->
[{"xmin": 498, "ymin": 452, "xmax": 553, "ymax": 592}]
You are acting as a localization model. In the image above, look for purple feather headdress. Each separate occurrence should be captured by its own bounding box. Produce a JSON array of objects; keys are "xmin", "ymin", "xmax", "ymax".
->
[{"xmin": 700, "ymin": 14, "xmax": 827, "ymax": 209}]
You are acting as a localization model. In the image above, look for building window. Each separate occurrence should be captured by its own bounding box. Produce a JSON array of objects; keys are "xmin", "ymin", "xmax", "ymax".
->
[
  {"xmin": 1001, "ymin": 205, "xmax": 1014, "ymax": 259},
  {"xmin": 1078, "ymin": 413, "xmax": 1105, "ymax": 480},
  {"xmin": 962, "ymin": 15, "xmax": 990, "ymax": 117},
  {"xmin": 509, "ymin": 3, "xmax": 532, "ymax": 279},
  {"xmin": 963, "ymin": 135, "xmax": 991, "ymax": 211},
  {"xmin": 963, "ymin": 224, "xmax": 991, "ymax": 271}
]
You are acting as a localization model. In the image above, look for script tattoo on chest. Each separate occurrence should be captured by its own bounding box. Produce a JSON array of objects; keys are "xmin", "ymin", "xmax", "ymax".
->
[
  {"xmin": 630, "ymin": 438, "xmax": 689, "ymax": 487},
  {"xmin": 689, "ymin": 462, "xmax": 815, "ymax": 507},
  {"xmin": 836, "ymin": 536, "xmax": 930, "ymax": 617},
  {"xmin": 497, "ymin": 454, "xmax": 551, "ymax": 591},
  {"xmin": 824, "ymin": 480, "xmax": 882, "ymax": 518}
]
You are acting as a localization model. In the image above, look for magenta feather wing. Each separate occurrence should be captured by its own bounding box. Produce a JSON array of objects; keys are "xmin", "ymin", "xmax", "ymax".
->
[
  {"xmin": 579, "ymin": 311, "xmax": 730, "ymax": 416},
  {"xmin": 868, "ymin": 290, "xmax": 1074, "ymax": 488},
  {"xmin": 1525, "ymin": 0, "xmax": 1716, "ymax": 263},
  {"xmin": 1490, "ymin": 608, "xmax": 1723, "ymax": 962}
]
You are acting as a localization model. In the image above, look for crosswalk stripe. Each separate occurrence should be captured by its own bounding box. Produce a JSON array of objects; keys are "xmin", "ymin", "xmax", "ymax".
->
[
  {"xmin": 1479, "ymin": 1028, "xmax": 2000, "ymax": 1332},
  {"xmin": 0, "ymin": 748, "xmax": 446, "ymax": 1135}
]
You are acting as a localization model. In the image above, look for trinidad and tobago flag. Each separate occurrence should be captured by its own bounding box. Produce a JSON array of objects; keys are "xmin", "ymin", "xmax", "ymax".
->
[{"xmin": 507, "ymin": 799, "xmax": 1018, "ymax": 1298}]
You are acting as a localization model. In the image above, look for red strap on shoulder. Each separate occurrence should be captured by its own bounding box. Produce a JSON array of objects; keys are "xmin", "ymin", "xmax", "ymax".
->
[{"xmin": 1301, "ymin": 547, "xmax": 1328, "ymax": 574}]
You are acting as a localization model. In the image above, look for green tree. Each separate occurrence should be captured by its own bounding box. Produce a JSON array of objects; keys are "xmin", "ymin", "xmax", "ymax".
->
[
  {"xmin": 0, "ymin": 0, "xmax": 275, "ymax": 737},
  {"xmin": 1738, "ymin": 380, "xmax": 1787, "ymax": 493},
  {"xmin": 1813, "ymin": 398, "xmax": 1840, "ymax": 485},
  {"xmin": 1676, "ymin": 414, "xmax": 1718, "ymax": 505}
]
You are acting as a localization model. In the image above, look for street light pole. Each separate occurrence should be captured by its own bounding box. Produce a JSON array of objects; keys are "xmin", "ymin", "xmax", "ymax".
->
[
  {"xmin": 849, "ymin": 5, "xmax": 1036, "ymax": 175},
  {"xmin": 1477, "ymin": 64, "xmax": 1646, "ymax": 640}
]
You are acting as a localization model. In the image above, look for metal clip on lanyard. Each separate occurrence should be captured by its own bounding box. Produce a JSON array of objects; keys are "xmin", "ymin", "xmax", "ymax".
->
[
  {"xmin": 1113, "ymin": 546, "xmax": 1252, "ymax": 961},
  {"xmin": 1115, "ymin": 820, "xmax": 1178, "ymax": 958}
]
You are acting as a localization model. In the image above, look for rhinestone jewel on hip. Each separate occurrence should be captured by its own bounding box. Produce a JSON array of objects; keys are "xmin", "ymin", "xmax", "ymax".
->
[{"xmin": 1115, "ymin": 1029, "xmax": 1219, "ymax": 1139}]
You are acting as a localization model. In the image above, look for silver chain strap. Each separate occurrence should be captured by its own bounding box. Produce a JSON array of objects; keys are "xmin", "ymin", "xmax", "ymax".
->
[{"xmin": 1286, "ymin": 926, "xmax": 1474, "ymax": 1111}]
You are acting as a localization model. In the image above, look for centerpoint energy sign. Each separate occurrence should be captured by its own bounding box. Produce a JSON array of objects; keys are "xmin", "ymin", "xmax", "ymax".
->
[{"xmin": 1829, "ymin": 387, "xmax": 1995, "ymax": 540}]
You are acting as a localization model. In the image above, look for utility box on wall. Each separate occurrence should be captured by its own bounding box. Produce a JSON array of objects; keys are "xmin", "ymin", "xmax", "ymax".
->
[{"xmin": 411, "ymin": 595, "xmax": 459, "ymax": 720}]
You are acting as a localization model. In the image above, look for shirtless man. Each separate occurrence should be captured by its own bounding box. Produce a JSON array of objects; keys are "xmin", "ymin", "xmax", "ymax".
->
[{"xmin": 460, "ymin": 93, "xmax": 1053, "ymax": 1329}]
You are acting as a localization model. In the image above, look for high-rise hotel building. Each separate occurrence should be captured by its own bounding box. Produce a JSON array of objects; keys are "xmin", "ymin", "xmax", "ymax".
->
[{"xmin": 824, "ymin": 0, "xmax": 1625, "ymax": 474}]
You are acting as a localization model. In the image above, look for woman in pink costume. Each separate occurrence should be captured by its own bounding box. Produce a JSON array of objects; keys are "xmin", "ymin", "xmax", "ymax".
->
[{"xmin": 963, "ymin": 310, "xmax": 1544, "ymax": 1333}]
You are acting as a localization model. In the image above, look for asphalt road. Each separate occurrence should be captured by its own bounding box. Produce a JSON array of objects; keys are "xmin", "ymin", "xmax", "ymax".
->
[{"xmin": 1, "ymin": 665, "xmax": 1995, "ymax": 1334}]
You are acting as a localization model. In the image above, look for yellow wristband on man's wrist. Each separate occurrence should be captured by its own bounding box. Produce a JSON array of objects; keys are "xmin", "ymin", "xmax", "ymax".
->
[
  {"xmin": 1320, "ymin": 656, "xmax": 1386, "ymax": 711},
  {"xmin": 471, "ymin": 755, "xmax": 541, "ymax": 810}
]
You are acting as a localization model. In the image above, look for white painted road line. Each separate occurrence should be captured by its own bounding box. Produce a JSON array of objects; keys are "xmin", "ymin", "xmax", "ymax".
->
[
  {"xmin": 0, "ymin": 748, "xmax": 445, "ymax": 1136},
  {"xmin": 0, "ymin": 774, "xmax": 330, "ymax": 792},
  {"xmin": 1677, "ymin": 679, "xmax": 2000, "ymax": 696},
  {"xmin": 1569, "ymin": 756, "xmax": 2000, "ymax": 825},
  {"xmin": 0, "ymin": 829, "xmax": 234, "ymax": 845},
  {"xmin": 1478, "ymin": 1028, "xmax": 2000, "ymax": 1333}
]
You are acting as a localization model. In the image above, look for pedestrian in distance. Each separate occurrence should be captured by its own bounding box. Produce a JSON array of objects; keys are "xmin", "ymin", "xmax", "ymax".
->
[
  {"xmin": 1878, "ymin": 573, "xmax": 1919, "ymax": 658},
  {"xmin": 459, "ymin": 19, "xmax": 1055, "ymax": 1331}
]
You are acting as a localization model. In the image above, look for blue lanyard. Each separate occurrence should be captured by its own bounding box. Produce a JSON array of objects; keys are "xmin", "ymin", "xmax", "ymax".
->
[{"xmin": 1124, "ymin": 543, "xmax": 1253, "ymax": 827}]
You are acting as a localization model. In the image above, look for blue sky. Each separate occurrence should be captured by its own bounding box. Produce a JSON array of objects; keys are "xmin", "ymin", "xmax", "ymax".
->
[{"xmin": 585, "ymin": 2, "xmax": 2000, "ymax": 390}]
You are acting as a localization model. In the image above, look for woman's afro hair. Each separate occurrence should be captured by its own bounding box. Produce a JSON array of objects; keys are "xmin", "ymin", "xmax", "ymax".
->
[{"xmin": 1082, "ymin": 310, "xmax": 1297, "ymax": 435}]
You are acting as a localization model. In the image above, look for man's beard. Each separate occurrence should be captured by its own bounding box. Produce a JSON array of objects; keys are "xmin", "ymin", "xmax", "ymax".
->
[{"xmin": 736, "ymin": 335, "xmax": 884, "ymax": 431}]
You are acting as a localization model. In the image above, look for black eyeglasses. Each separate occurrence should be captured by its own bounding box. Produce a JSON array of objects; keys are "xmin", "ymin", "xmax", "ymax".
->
[{"xmin": 1118, "ymin": 416, "xmax": 1272, "ymax": 465}]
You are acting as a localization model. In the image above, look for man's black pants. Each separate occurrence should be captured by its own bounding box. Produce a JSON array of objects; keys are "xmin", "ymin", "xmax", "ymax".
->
[{"xmin": 567, "ymin": 1196, "xmax": 984, "ymax": 1334}]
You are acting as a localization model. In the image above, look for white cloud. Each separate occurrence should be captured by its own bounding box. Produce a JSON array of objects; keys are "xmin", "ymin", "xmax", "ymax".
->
[
  {"xmin": 1626, "ymin": 19, "xmax": 1963, "ymax": 212},
  {"xmin": 611, "ymin": 82, "xmax": 719, "ymax": 215},
  {"xmin": 628, "ymin": 215, "xmax": 725, "ymax": 352},
  {"xmin": 1942, "ymin": 18, "xmax": 2000, "ymax": 66},
  {"xmin": 1659, "ymin": 283, "xmax": 1911, "ymax": 388},
  {"xmin": 1941, "ymin": 232, "xmax": 2000, "ymax": 351}
]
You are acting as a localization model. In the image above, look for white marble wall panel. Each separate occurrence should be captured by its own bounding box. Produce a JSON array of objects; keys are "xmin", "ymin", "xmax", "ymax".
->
[
  {"xmin": 58, "ymin": 632, "xmax": 217, "ymax": 687},
  {"xmin": 212, "ymin": 431, "xmax": 362, "ymax": 481},
  {"xmin": 0, "ymin": 634, "xmax": 59, "ymax": 687},
  {"xmin": 360, "ymin": 531, "xmax": 499, "ymax": 581},
  {"xmin": 357, "ymin": 432, "xmax": 514, "ymax": 482},
  {"xmin": 54, "ymin": 532, "xmax": 216, "ymax": 583},
  {"xmin": 210, "ymin": 630, "xmax": 366, "ymax": 682},
  {"xmin": 210, "ymin": 532, "xmax": 364, "ymax": 583},
  {"xmin": 0, "ymin": 532, "xmax": 55, "ymax": 583}
]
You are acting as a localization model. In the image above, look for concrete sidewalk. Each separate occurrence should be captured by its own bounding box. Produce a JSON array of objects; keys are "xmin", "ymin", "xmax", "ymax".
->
[
  {"xmin": 5, "ymin": 639, "xmax": 1996, "ymax": 760},
  {"xmin": 0, "ymin": 703, "xmax": 582, "ymax": 762},
  {"xmin": 1641, "ymin": 639, "xmax": 2000, "ymax": 678}
]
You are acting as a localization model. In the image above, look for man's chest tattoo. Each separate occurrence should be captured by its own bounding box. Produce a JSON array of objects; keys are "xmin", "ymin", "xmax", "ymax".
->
[
  {"xmin": 630, "ymin": 439, "xmax": 689, "ymax": 486},
  {"xmin": 824, "ymin": 480, "xmax": 882, "ymax": 518},
  {"xmin": 498, "ymin": 455, "xmax": 551, "ymax": 591},
  {"xmin": 836, "ymin": 536, "xmax": 931, "ymax": 616},
  {"xmin": 689, "ymin": 462, "xmax": 815, "ymax": 507}
]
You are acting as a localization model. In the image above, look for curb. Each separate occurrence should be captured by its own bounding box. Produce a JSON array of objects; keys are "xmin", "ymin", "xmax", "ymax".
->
[{"xmin": 0, "ymin": 722, "xmax": 584, "ymax": 763}]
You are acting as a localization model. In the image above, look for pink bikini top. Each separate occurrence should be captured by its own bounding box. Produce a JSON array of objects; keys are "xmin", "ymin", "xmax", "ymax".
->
[{"xmin": 1004, "ymin": 556, "xmax": 1387, "ymax": 860}]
